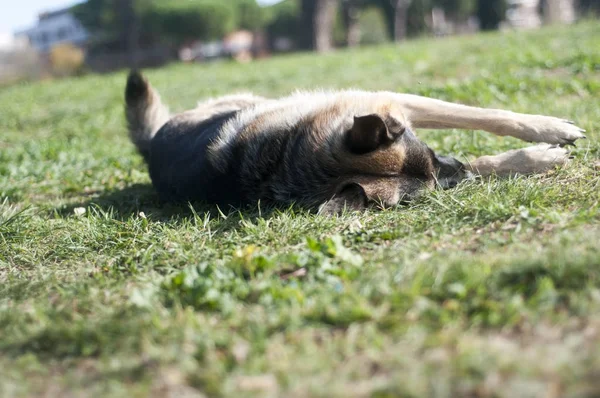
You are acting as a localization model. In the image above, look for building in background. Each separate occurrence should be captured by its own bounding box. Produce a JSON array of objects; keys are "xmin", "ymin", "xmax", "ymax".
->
[{"xmin": 16, "ymin": 7, "xmax": 88, "ymax": 53}]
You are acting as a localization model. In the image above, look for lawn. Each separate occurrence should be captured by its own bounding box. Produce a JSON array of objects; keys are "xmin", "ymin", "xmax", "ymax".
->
[{"xmin": 1, "ymin": 22, "xmax": 599, "ymax": 397}]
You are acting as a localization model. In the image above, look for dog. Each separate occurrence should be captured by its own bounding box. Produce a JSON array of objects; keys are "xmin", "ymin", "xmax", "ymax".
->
[{"xmin": 124, "ymin": 70, "xmax": 585, "ymax": 214}]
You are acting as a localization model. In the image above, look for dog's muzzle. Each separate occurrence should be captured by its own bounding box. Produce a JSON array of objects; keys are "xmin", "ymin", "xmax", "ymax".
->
[{"xmin": 434, "ymin": 154, "xmax": 468, "ymax": 189}]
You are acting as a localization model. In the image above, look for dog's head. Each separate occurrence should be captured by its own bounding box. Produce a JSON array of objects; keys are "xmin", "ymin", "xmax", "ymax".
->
[{"xmin": 319, "ymin": 113, "xmax": 465, "ymax": 214}]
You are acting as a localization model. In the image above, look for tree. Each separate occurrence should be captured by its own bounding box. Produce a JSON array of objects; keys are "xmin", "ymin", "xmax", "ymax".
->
[
  {"xmin": 118, "ymin": 0, "xmax": 139, "ymax": 64},
  {"xmin": 340, "ymin": 0, "xmax": 362, "ymax": 47},
  {"xmin": 265, "ymin": 0, "xmax": 301, "ymax": 49},
  {"xmin": 374, "ymin": 0, "xmax": 396, "ymax": 40},
  {"xmin": 74, "ymin": 0, "xmax": 249, "ymax": 52},
  {"xmin": 433, "ymin": 0, "xmax": 475, "ymax": 21},
  {"xmin": 406, "ymin": 0, "xmax": 433, "ymax": 36},
  {"xmin": 577, "ymin": 0, "xmax": 600, "ymax": 15},
  {"xmin": 393, "ymin": 0, "xmax": 413, "ymax": 40},
  {"xmin": 315, "ymin": 0, "xmax": 338, "ymax": 51},
  {"xmin": 477, "ymin": 0, "xmax": 506, "ymax": 30},
  {"xmin": 359, "ymin": 0, "xmax": 479, "ymax": 42},
  {"xmin": 234, "ymin": 0, "xmax": 267, "ymax": 31},
  {"xmin": 299, "ymin": 0, "xmax": 315, "ymax": 49},
  {"xmin": 73, "ymin": 0, "xmax": 133, "ymax": 50},
  {"xmin": 299, "ymin": 0, "xmax": 338, "ymax": 52},
  {"xmin": 357, "ymin": 6, "xmax": 389, "ymax": 45},
  {"xmin": 375, "ymin": 0, "xmax": 436, "ymax": 41},
  {"xmin": 145, "ymin": 1, "xmax": 236, "ymax": 43}
]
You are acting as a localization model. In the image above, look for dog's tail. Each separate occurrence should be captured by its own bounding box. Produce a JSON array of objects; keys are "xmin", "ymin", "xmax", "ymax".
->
[{"xmin": 125, "ymin": 70, "xmax": 170, "ymax": 162}]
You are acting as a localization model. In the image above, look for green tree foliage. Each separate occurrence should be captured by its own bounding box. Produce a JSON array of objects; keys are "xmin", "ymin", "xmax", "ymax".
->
[
  {"xmin": 72, "ymin": 0, "xmax": 135, "ymax": 50},
  {"xmin": 236, "ymin": 0, "xmax": 267, "ymax": 31},
  {"xmin": 74, "ymin": 0, "xmax": 265, "ymax": 52},
  {"xmin": 265, "ymin": 0, "xmax": 301, "ymax": 37},
  {"xmin": 78, "ymin": 0, "xmax": 593, "ymax": 55},
  {"xmin": 144, "ymin": 1, "xmax": 237, "ymax": 43}
]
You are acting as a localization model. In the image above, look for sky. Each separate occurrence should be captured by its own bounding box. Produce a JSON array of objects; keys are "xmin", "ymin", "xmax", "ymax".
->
[{"xmin": 0, "ymin": 0, "xmax": 282, "ymax": 35}]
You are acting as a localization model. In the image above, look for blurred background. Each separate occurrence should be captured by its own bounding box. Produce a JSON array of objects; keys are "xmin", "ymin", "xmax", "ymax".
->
[{"xmin": 0, "ymin": 0, "xmax": 598, "ymax": 85}]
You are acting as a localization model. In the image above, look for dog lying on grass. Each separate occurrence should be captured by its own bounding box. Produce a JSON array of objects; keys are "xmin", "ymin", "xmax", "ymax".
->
[{"xmin": 125, "ymin": 70, "xmax": 585, "ymax": 214}]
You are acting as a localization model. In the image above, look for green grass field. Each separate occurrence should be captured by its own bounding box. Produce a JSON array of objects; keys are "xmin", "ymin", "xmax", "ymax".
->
[{"xmin": 1, "ymin": 22, "xmax": 599, "ymax": 397}]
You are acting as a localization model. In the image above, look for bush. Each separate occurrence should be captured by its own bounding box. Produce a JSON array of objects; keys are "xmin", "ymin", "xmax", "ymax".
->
[{"xmin": 49, "ymin": 43, "xmax": 85, "ymax": 77}]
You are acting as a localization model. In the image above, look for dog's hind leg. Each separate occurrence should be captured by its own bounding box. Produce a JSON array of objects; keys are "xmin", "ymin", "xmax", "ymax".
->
[{"xmin": 385, "ymin": 93, "xmax": 586, "ymax": 146}]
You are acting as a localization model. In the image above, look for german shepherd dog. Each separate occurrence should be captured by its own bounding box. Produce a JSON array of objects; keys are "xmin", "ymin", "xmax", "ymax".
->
[{"xmin": 124, "ymin": 71, "xmax": 585, "ymax": 214}]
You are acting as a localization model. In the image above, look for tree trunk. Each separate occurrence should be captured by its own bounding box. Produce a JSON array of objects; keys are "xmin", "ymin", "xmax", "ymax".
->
[
  {"xmin": 541, "ymin": 0, "xmax": 575, "ymax": 24},
  {"xmin": 477, "ymin": 0, "xmax": 506, "ymax": 31},
  {"xmin": 117, "ymin": 0, "xmax": 139, "ymax": 66},
  {"xmin": 394, "ymin": 0, "xmax": 412, "ymax": 41},
  {"xmin": 377, "ymin": 0, "xmax": 395, "ymax": 40},
  {"xmin": 314, "ymin": 0, "xmax": 337, "ymax": 52},
  {"xmin": 300, "ymin": 0, "xmax": 314, "ymax": 50},
  {"xmin": 342, "ymin": 0, "xmax": 360, "ymax": 47}
]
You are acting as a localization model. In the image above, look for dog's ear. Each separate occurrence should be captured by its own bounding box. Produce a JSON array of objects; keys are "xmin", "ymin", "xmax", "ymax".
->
[
  {"xmin": 346, "ymin": 114, "xmax": 405, "ymax": 154},
  {"xmin": 318, "ymin": 183, "xmax": 368, "ymax": 215}
]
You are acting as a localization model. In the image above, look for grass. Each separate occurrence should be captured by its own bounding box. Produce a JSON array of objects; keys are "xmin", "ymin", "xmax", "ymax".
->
[{"xmin": 1, "ymin": 22, "xmax": 599, "ymax": 397}]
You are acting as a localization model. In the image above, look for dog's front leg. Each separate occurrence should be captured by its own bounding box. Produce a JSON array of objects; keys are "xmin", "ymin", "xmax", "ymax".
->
[
  {"xmin": 383, "ymin": 93, "xmax": 586, "ymax": 145},
  {"xmin": 465, "ymin": 144, "xmax": 571, "ymax": 177}
]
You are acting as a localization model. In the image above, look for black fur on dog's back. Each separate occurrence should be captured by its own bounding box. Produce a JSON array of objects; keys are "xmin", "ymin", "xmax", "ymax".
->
[{"xmin": 148, "ymin": 111, "xmax": 244, "ymax": 204}]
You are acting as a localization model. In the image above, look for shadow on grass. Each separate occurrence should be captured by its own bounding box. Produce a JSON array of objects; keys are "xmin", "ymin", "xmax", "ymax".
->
[{"xmin": 54, "ymin": 183, "xmax": 290, "ymax": 227}]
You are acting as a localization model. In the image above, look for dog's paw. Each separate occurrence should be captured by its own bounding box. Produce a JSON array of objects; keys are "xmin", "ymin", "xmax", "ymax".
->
[{"xmin": 514, "ymin": 115, "xmax": 586, "ymax": 145}]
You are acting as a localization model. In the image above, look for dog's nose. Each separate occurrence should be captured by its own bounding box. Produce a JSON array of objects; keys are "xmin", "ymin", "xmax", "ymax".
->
[{"xmin": 447, "ymin": 180, "xmax": 458, "ymax": 188}]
